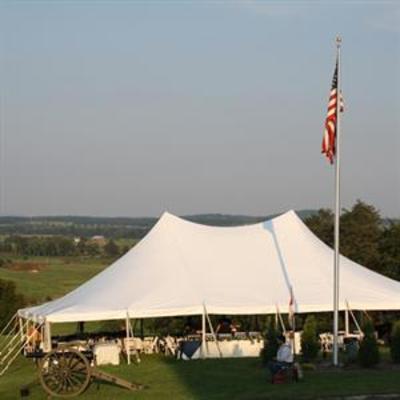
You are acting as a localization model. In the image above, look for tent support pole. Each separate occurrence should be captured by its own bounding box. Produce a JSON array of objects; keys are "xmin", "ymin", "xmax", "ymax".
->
[
  {"xmin": 19, "ymin": 317, "xmax": 24, "ymax": 342},
  {"xmin": 44, "ymin": 320, "xmax": 51, "ymax": 352},
  {"xmin": 344, "ymin": 309, "xmax": 349, "ymax": 336},
  {"xmin": 126, "ymin": 312, "xmax": 131, "ymax": 365},
  {"xmin": 203, "ymin": 305, "xmax": 222, "ymax": 358},
  {"xmin": 275, "ymin": 305, "xmax": 286, "ymax": 334},
  {"xmin": 201, "ymin": 309, "xmax": 206, "ymax": 359},
  {"xmin": 346, "ymin": 303, "xmax": 363, "ymax": 336}
]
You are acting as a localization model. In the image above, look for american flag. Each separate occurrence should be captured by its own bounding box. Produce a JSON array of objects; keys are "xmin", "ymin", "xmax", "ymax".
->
[{"xmin": 322, "ymin": 59, "xmax": 344, "ymax": 164}]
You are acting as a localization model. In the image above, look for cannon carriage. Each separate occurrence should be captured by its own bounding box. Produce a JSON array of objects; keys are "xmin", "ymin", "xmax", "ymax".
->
[{"xmin": 35, "ymin": 346, "xmax": 143, "ymax": 398}]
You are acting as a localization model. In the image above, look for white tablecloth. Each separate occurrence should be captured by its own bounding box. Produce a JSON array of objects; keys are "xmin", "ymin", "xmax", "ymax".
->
[
  {"xmin": 94, "ymin": 342, "xmax": 120, "ymax": 366},
  {"xmin": 187, "ymin": 339, "xmax": 264, "ymax": 360}
]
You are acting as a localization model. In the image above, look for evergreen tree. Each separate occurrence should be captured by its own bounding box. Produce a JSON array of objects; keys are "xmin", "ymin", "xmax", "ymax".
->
[
  {"xmin": 260, "ymin": 319, "xmax": 280, "ymax": 365},
  {"xmin": 358, "ymin": 320, "xmax": 380, "ymax": 367},
  {"xmin": 390, "ymin": 320, "xmax": 400, "ymax": 363},
  {"xmin": 301, "ymin": 315, "xmax": 319, "ymax": 362}
]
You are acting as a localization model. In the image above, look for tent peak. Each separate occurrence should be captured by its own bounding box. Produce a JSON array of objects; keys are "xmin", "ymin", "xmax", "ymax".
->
[{"xmin": 157, "ymin": 209, "xmax": 302, "ymax": 230}]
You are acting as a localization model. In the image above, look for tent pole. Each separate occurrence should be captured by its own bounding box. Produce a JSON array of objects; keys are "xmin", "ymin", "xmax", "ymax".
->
[
  {"xmin": 275, "ymin": 305, "xmax": 286, "ymax": 334},
  {"xmin": 204, "ymin": 305, "xmax": 222, "ymax": 358},
  {"xmin": 344, "ymin": 309, "xmax": 349, "ymax": 336},
  {"xmin": 201, "ymin": 309, "xmax": 206, "ymax": 359},
  {"xmin": 332, "ymin": 35, "xmax": 342, "ymax": 367},
  {"xmin": 347, "ymin": 303, "xmax": 363, "ymax": 336},
  {"xmin": 44, "ymin": 319, "xmax": 51, "ymax": 352},
  {"xmin": 126, "ymin": 312, "xmax": 131, "ymax": 365},
  {"xmin": 19, "ymin": 317, "xmax": 24, "ymax": 342}
]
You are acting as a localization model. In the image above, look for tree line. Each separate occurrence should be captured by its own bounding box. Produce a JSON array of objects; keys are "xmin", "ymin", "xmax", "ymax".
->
[
  {"xmin": 0, "ymin": 236, "xmax": 124, "ymax": 259},
  {"xmin": 305, "ymin": 200, "xmax": 400, "ymax": 281},
  {"xmin": 0, "ymin": 200, "xmax": 398, "ymax": 281}
]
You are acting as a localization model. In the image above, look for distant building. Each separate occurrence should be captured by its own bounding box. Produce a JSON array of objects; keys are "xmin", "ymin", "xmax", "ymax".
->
[{"xmin": 90, "ymin": 235, "xmax": 106, "ymax": 246}]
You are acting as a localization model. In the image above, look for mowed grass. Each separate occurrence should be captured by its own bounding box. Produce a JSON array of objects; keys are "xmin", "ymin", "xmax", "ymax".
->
[{"xmin": 1, "ymin": 355, "xmax": 400, "ymax": 400}]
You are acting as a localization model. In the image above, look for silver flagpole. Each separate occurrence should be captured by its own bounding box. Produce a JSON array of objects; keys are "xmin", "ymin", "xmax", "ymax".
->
[{"xmin": 333, "ymin": 35, "xmax": 342, "ymax": 367}]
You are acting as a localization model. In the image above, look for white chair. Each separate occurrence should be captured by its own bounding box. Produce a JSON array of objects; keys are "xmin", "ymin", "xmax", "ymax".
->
[{"xmin": 123, "ymin": 337, "xmax": 142, "ymax": 363}]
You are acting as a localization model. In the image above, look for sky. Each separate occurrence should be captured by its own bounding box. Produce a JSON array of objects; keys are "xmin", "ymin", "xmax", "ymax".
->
[{"xmin": 0, "ymin": 1, "xmax": 399, "ymax": 218}]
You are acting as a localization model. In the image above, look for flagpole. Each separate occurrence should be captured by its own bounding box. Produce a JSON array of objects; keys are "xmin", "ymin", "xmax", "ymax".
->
[{"xmin": 333, "ymin": 35, "xmax": 342, "ymax": 367}]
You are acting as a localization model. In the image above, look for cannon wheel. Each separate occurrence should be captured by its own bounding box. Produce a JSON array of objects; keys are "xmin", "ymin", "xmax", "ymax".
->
[{"xmin": 38, "ymin": 348, "xmax": 91, "ymax": 398}]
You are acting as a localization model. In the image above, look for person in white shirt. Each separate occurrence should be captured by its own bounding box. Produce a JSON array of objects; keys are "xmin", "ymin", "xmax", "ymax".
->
[
  {"xmin": 277, "ymin": 340, "xmax": 293, "ymax": 363},
  {"xmin": 269, "ymin": 334, "xmax": 294, "ymax": 376}
]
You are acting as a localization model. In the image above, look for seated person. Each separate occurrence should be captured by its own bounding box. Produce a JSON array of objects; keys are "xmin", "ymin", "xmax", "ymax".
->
[
  {"xmin": 182, "ymin": 317, "xmax": 202, "ymax": 336},
  {"xmin": 268, "ymin": 334, "xmax": 294, "ymax": 376},
  {"xmin": 216, "ymin": 316, "xmax": 237, "ymax": 336},
  {"xmin": 26, "ymin": 324, "xmax": 42, "ymax": 352}
]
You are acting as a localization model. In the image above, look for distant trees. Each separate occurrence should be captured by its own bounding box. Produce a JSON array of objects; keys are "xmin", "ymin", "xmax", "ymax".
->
[
  {"xmin": 0, "ymin": 236, "xmax": 124, "ymax": 258},
  {"xmin": 104, "ymin": 240, "xmax": 120, "ymax": 257},
  {"xmin": 1, "ymin": 236, "xmax": 77, "ymax": 257}
]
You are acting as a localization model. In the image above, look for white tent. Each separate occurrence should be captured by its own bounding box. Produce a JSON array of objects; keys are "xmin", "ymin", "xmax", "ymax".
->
[{"xmin": 19, "ymin": 210, "xmax": 400, "ymax": 324}]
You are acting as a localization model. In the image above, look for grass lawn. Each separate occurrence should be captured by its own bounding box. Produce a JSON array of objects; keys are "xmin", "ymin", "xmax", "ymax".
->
[{"xmin": 1, "ymin": 355, "xmax": 400, "ymax": 400}]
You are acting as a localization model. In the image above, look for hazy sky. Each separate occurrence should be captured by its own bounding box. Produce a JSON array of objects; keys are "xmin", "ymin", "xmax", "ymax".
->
[{"xmin": 0, "ymin": 1, "xmax": 399, "ymax": 217}]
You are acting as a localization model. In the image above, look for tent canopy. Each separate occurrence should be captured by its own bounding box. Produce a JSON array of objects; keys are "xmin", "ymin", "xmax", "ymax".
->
[{"xmin": 19, "ymin": 210, "xmax": 400, "ymax": 323}]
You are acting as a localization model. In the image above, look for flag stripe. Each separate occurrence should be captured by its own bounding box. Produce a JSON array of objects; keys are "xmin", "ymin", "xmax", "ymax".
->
[{"xmin": 321, "ymin": 59, "xmax": 344, "ymax": 164}]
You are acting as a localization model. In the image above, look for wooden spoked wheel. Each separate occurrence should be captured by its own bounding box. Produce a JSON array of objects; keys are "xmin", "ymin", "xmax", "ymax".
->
[{"xmin": 39, "ymin": 349, "xmax": 91, "ymax": 398}]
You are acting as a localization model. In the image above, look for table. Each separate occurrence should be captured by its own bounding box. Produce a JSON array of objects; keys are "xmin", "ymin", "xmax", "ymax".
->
[{"xmin": 181, "ymin": 339, "xmax": 264, "ymax": 360}]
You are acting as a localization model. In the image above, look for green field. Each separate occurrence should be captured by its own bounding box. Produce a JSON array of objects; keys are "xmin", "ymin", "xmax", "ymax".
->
[
  {"xmin": 1, "ymin": 355, "xmax": 400, "ymax": 400},
  {"xmin": 0, "ymin": 256, "xmax": 108, "ymax": 303}
]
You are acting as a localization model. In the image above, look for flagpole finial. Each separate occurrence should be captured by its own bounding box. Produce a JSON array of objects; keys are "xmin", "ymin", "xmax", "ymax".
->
[{"xmin": 336, "ymin": 35, "xmax": 342, "ymax": 47}]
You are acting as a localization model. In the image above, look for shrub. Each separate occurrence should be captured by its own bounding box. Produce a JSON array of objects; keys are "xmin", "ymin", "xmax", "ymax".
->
[
  {"xmin": 358, "ymin": 320, "xmax": 380, "ymax": 367},
  {"xmin": 301, "ymin": 315, "xmax": 319, "ymax": 362},
  {"xmin": 0, "ymin": 279, "xmax": 25, "ymax": 329},
  {"xmin": 344, "ymin": 338, "xmax": 359, "ymax": 365},
  {"xmin": 390, "ymin": 320, "xmax": 400, "ymax": 363},
  {"xmin": 260, "ymin": 319, "xmax": 280, "ymax": 365}
]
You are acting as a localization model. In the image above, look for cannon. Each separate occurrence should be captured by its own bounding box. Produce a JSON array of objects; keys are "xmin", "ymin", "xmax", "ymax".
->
[{"xmin": 37, "ymin": 347, "xmax": 143, "ymax": 398}]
